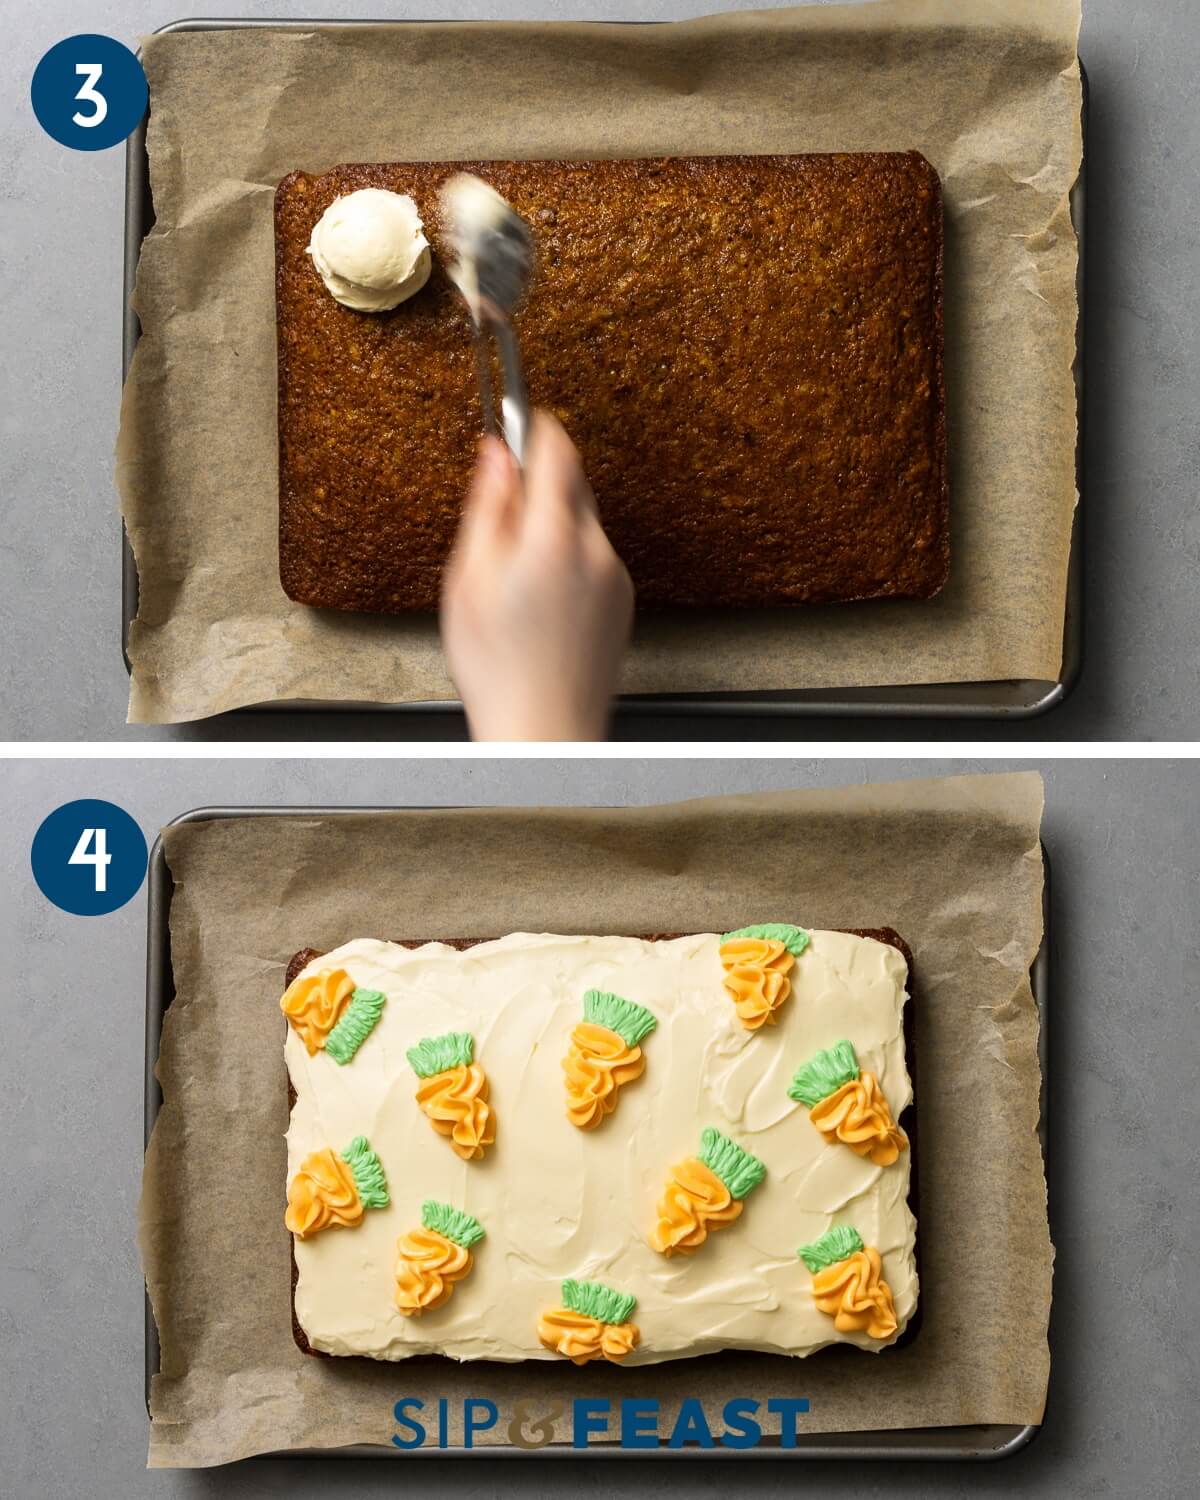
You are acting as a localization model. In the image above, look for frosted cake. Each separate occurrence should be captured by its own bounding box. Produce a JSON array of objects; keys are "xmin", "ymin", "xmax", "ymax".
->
[{"xmin": 281, "ymin": 925, "xmax": 918, "ymax": 1366}]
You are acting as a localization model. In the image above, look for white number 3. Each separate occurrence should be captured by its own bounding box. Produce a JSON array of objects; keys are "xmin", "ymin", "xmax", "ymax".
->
[
  {"xmin": 69, "ymin": 827, "xmax": 112, "ymax": 892},
  {"xmin": 72, "ymin": 62, "xmax": 108, "ymax": 128}
]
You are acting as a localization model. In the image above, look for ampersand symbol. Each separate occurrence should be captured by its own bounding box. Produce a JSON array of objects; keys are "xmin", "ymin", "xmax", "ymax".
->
[{"xmin": 507, "ymin": 1399, "xmax": 564, "ymax": 1448}]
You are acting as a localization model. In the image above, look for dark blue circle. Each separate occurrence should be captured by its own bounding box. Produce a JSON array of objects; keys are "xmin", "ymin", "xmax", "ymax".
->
[
  {"xmin": 31, "ymin": 799, "xmax": 148, "ymax": 916},
  {"xmin": 31, "ymin": 34, "xmax": 148, "ymax": 152}
]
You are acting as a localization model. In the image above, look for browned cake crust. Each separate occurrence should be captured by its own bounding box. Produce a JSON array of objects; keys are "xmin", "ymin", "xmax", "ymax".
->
[
  {"xmin": 275, "ymin": 155, "xmax": 947, "ymax": 612},
  {"xmin": 284, "ymin": 929, "xmax": 919, "ymax": 1362}
]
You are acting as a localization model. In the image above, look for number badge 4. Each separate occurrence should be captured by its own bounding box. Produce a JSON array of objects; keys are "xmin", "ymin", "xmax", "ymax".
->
[{"xmin": 32, "ymin": 800, "xmax": 148, "ymax": 916}]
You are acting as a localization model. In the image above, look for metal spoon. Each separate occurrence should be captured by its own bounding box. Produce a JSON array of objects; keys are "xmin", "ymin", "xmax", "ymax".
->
[{"xmin": 440, "ymin": 173, "xmax": 534, "ymax": 468}]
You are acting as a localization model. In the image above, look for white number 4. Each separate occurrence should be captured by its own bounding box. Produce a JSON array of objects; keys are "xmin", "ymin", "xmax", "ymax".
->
[
  {"xmin": 69, "ymin": 827, "xmax": 112, "ymax": 892},
  {"xmin": 72, "ymin": 62, "xmax": 108, "ymax": 128}
]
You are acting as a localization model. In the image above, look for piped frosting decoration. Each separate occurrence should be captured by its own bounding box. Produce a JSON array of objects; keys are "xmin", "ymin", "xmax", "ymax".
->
[
  {"xmin": 650, "ymin": 1126, "xmax": 766, "ymax": 1257},
  {"xmin": 788, "ymin": 1040, "xmax": 908, "ymax": 1167},
  {"xmin": 285, "ymin": 931, "xmax": 917, "ymax": 1362},
  {"xmin": 797, "ymin": 1223, "xmax": 864, "ymax": 1272},
  {"xmin": 407, "ymin": 1031, "xmax": 495, "ymax": 1160},
  {"xmin": 797, "ymin": 1226, "xmax": 898, "ymax": 1341},
  {"xmin": 281, "ymin": 967, "xmax": 355, "ymax": 1055},
  {"xmin": 718, "ymin": 923, "xmax": 809, "ymax": 1030},
  {"xmin": 281, "ymin": 967, "xmax": 385, "ymax": 1062},
  {"xmin": 538, "ymin": 1278, "xmax": 640, "ymax": 1364},
  {"xmin": 325, "ymin": 987, "xmax": 386, "ymax": 1064},
  {"xmin": 285, "ymin": 1134, "xmax": 389, "ymax": 1239},
  {"xmin": 563, "ymin": 989, "xmax": 657, "ymax": 1130},
  {"xmin": 395, "ymin": 1200, "xmax": 485, "ymax": 1316}
]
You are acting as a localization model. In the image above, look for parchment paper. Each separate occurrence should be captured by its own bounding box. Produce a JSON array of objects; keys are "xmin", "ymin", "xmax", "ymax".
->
[
  {"xmin": 117, "ymin": 1, "xmax": 1082, "ymax": 723},
  {"xmin": 139, "ymin": 771, "xmax": 1050, "ymax": 1466}
]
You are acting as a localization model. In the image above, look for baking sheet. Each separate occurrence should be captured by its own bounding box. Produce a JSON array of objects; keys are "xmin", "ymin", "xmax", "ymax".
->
[
  {"xmin": 138, "ymin": 773, "xmax": 1051, "ymax": 1466},
  {"xmin": 144, "ymin": 814, "xmax": 1050, "ymax": 1461},
  {"xmin": 120, "ymin": 44, "xmax": 1087, "ymax": 720},
  {"xmin": 115, "ymin": 1, "xmax": 1083, "ymax": 725}
]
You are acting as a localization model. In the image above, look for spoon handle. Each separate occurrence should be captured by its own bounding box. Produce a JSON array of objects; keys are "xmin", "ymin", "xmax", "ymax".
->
[
  {"xmin": 492, "ymin": 318, "xmax": 530, "ymax": 470},
  {"xmin": 470, "ymin": 324, "xmax": 498, "ymax": 439}
]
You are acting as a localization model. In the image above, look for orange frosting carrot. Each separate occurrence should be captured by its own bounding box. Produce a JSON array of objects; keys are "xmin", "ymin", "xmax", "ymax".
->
[
  {"xmin": 812, "ymin": 1246, "xmax": 898, "ymax": 1339},
  {"xmin": 719, "ymin": 936, "xmax": 795, "ymax": 1029},
  {"xmin": 564, "ymin": 1022, "xmax": 645, "ymax": 1129},
  {"xmin": 395, "ymin": 1227, "xmax": 474, "ymax": 1314},
  {"xmin": 414, "ymin": 1063, "xmax": 495, "ymax": 1161},
  {"xmin": 650, "ymin": 1156, "xmax": 742, "ymax": 1256},
  {"xmin": 538, "ymin": 1308, "xmax": 639, "ymax": 1364},
  {"xmin": 809, "ymin": 1072, "xmax": 908, "ymax": 1166},
  {"xmin": 281, "ymin": 968, "xmax": 355, "ymax": 1055},
  {"xmin": 285, "ymin": 1148, "xmax": 362, "ymax": 1237}
]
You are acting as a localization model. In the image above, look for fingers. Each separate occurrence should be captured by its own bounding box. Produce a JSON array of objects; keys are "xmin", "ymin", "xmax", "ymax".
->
[
  {"xmin": 522, "ymin": 412, "xmax": 598, "ymax": 528},
  {"xmin": 454, "ymin": 415, "xmax": 602, "ymax": 580},
  {"xmin": 454, "ymin": 435, "xmax": 520, "ymax": 563}
]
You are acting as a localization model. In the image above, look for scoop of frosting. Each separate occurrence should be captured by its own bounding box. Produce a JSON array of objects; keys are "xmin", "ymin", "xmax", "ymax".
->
[
  {"xmin": 439, "ymin": 172, "xmax": 514, "ymax": 315},
  {"xmin": 281, "ymin": 968, "xmax": 355, "ymax": 1055},
  {"xmin": 307, "ymin": 188, "xmax": 431, "ymax": 312},
  {"xmin": 563, "ymin": 1021, "xmax": 646, "ymax": 1130},
  {"xmin": 395, "ymin": 1227, "xmax": 473, "ymax": 1315},
  {"xmin": 809, "ymin": 1072, "xmax": 908, "ymax": 1166},
  {"xmin": 537, "ymin": 1308, "xmax": 639, "ymax": 1365},
  {"xmin": 719, "ymin": 936, "xmax": 795, "ymax": 1029},
  {"xmin": 811, "ymin": 1246, "xmax": 898, "ymax": 1339},
  {"xmin": 649, "ymin": 1156, "xmax": 743, "ymax": 1256},
  {"xmin": 285, "ymin": 1148, "xmax": 363, "ymax": 1238},
  {"xmin": 415, "ymin": 1062, "xmax": 495, "ymax": 1160}
]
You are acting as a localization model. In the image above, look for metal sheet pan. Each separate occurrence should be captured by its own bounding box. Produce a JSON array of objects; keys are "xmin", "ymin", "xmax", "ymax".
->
[
  {"xmin": 143, "ymin": 805, "xmax": 1051, "ymax": 1460},
  {"xmin": 121, "ymin": 17, "xmax": 1087, "ymax": 722}
]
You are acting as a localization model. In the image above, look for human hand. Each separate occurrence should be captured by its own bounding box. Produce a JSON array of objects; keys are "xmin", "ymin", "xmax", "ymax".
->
[{"xmin": 440, "ymin": 412, "xmax": 634, "ymax": 741}]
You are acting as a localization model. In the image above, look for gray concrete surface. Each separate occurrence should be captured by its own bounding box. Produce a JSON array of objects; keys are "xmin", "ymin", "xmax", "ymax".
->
[
  {"xmin": 3, "ymin": 757, "xmax": 1198, "ymax": 1495},
  {"xmin": 1, "ymin": 0, "xmax": 1198, "ymax": 741}
]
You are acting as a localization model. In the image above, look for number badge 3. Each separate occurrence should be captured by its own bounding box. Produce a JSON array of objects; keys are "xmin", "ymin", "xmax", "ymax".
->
[{"xmin": 31, "ymin": 34, "xmax": 148, "ymax": 152}]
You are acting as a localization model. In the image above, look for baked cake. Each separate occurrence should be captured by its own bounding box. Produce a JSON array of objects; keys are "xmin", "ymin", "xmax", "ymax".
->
[
  {"xmin": 281, "ymin": 925, "xmax": 918, "ymax": 1365},
  {"xmin": 275, "ymin": 155, "xmax": 947, "ymax": 612}
]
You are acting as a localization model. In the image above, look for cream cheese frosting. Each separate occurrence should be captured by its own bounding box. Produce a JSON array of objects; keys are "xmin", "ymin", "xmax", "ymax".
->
[
  {"xmin": 285, "ymin": 930, "xmax": 917, "ymax": 1364},
  {"xmin": 439, "ymin": 172, "xmax": 512, "ymax": 320},
  {"xmin": 306, "ymin": 188, "xmax": 431, "ymax": 312}
]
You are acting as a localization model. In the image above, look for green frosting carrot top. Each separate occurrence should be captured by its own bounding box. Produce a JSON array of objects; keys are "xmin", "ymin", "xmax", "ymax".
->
[
  {"xmin": 326, "ymin": 988, "xmax": 386, "ymax": 1065},
  {"xmin": 721, "ymin": 923, "xmax": 810, "ymax": 956},
  {"xmin": 421, "ymin": 1199, "xmax": 485, "ymax": 1248},
  {"xmin": 697, "ymin": 1127, "xmax": 766, "ymax": 1200},
  {"xmin": 583, "ymin": 989, "xmax": 657, "ymax": 1047},
  {"xmin": 788, "ymin": 1040, "xmax": 861, "ymax": 1108},
  {"xmin": 340, "ymin": 1135, "xmax": 389, "ymax": 1209},
  {"xmin": 797, "ymin": 1224, "xmax": 864, "ymax": 1273},
  {"xmin": 407, "ymin": 1031, "xmax": 475, "ymax": 1078},
  {"xmin": 561, "ymin": 1278, "xmax": 637, "ymax": 1326}
]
